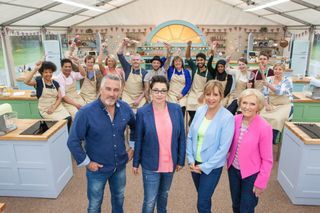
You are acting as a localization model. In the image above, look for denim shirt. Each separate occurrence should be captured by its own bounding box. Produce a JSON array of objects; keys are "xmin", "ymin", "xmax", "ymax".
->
[{"xmin": 67, "ymin": 98, "xmax": 136, "ymax": 173}]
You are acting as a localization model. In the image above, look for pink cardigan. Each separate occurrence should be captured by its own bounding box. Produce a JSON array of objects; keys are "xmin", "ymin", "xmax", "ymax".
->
[{"xmin": 227, "ymin": 114, "xmax": 273, "ymax": 190}]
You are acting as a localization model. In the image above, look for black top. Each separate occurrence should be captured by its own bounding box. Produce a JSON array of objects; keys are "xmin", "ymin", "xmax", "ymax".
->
[
  {"xmin": 35, "ymin": 76, "xmax": 60, "ymax": 99},
  {"xmin": 207, "ymin": 56, "xmax": 233, "ymax": 97}
]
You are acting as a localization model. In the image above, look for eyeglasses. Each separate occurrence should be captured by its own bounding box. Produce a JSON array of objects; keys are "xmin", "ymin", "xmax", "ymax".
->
[{"xmin": 151, "ymin": 89, "xmax": 167, "ymax": 95}]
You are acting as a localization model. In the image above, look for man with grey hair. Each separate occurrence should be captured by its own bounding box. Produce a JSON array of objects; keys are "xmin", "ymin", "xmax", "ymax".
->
[
  {"xmin": 67, "ymin": 74, "xmax": 135, "ymax": 213},
  {"xmin": 117, "ymin": 38, "xmax": 147, "ymax": 111}
]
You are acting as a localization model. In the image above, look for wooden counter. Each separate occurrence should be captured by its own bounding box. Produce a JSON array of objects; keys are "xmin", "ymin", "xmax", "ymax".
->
[
  {"xmin": 285, "ymin": 122, "xmax": 320, "ymax": 145},
  {"xmin": 0, "ymin": 119, "xmax": 67, "ymax": 141},
  {"xmin": 293, "ymin": 92, "xmax": 320, "ymax": 103},
  {"xmin": 0, "ymin": 90, "xmax": 36, "ymax": 101},
  {"xmin": 291, "ymin": 76, "xmax": 311, "ymax": 84}
]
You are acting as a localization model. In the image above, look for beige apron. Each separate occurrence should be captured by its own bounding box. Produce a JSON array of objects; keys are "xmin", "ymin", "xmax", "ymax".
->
[
  {"xmin": 62, "ymin": 79, "xmax": 86, "ymax": 119},
  {"xmin": 80, "ymin": 70, "xmax": 97, "ymax": 103},
  {"xmin": 260, "ymin": 79, "xmax": 291, "ymax": 131},
  {"xmin": 38, "ymin": 79, "xmax": 70, "ymax": 120},
  {"xmin": 167, "ymin": 69, "xmax": 188, "ymax": 107},
  {"xmin": 186, "ymin": 69, "xmax": 207, "ymax": 111},
  {"xmin": 217, "ymin": 75, "xmax": 229, "ymax": 107},
  {"xmin": 227, "ymin": 78, "xmax": 247, "ymax": 106},
  {"xmin": 254, "ymin": 68, "xmax": 271, "ymax": 91},
  {"xmin": 122, "ymin": 68, "xmax": 146, "ymax": 110}
]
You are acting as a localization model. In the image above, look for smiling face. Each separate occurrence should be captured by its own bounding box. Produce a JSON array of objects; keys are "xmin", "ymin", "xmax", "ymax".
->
[
  {"xmin": 240, "ymin": 95, "xmax": 259, "ymax": 120},
  {"xmin": 100, "ymin": 78, "xmax": 121, "ymax": 107},
  {"xmin": 151, "ymin": 60, "xmax": 161, "ymax": 71},
  {"xmin": 196, "ymin": 57, "xmax": 206, "ymax": 69},
  {"xmin": 150, "ymin": 82, "xmax": 167, "ymax": 105},
  {"xmin": 131, "ymin": 54, "xmax": 141, "ymax": 69},
  {"xmin": 61, "ymin": 62, "xmax": 72, "ymax": 77},
  {"xmin": 217, "ymin": 64, "xmax": 225, "ymax": 73},
  {"xmin": 42, "ymin": 69, "xmax": 53, "ymax": 82},
  {"xmin": 106, "ymin": 56, "xmax": 117, "ymax": 68},
  {"xmin": 238, "ymin": 61, "xmax": 247, "ymax": 72},
  {"xmin": 258, "ymin": 55, "xmax": 269, "ymax": 67},
  {"xmin": 273, "ymin": 64, "xmax": 284, "ymax": 78},
  {"xmin": 173, "ymin": 58, "xmax": 183, "ymax": 70},
  {"xmin": 204, "ymin": 86, "xmax": 222, "ymax": 110},
  {"xmin": 85, "ymin": 58, "xmax": 95, "ymax": 71}
]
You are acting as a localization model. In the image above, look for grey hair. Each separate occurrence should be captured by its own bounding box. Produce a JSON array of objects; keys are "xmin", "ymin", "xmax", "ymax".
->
[{"xmin": 100, "ymin": 74, "xmax": 122, "ymax": 89}]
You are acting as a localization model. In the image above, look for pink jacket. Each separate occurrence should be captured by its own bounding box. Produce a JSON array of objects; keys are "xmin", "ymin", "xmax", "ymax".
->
[{"xmin": 227, "ymin": 114, "xmax": 273, "ymax": 190}]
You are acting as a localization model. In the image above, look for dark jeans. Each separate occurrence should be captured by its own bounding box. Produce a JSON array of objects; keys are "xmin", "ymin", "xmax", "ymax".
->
[
  {"xmin": 191, "ymin": 166, "xmax": 223, "ymax": 213},
  {"xmin": 86, "ymin": 167, "xmax": 126, "ymax": 213},
  {"xmin": 142, "ymin": 168, "xmax": 174, "ymax": 213},
  {"xmin": 228, "ymin": 165, "xmax": 259, "ymax": 213},
  {"xmin": 227, "ymin": 99, "xmax": 238, "ymax": 115},
  {"xmin": 188, "ymin": 110, "xmax": 196, "ymax": 126},
  {"xmin": 181, "ymin": 106, "xmax": 186, "ymax": 117}
]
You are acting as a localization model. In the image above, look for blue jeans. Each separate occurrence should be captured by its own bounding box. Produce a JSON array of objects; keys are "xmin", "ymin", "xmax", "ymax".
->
[
  {"xmin": 86, "ymin": 167, "xmax": 126, "ymax": 213},
  {"xmin": 228, "ymin": 165, "xmax": 259, "ymax": 213},
  {"xmin": 191, "ymin": 166, "xmax": 223, "ymax": 213},
  {"xmin": 142, "ymin": 168, "xmax": 174, "ymax": 213}
]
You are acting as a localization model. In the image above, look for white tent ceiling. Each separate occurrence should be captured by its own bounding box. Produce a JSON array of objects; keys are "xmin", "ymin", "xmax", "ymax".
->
[{"xmin": 0, "ymin": 0, "xmax": 320, "ymax": 28}]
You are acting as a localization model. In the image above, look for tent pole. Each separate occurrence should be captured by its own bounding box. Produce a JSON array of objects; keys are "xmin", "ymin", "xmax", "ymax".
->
[{"xmin": 1, "ymin": 27, "xmax": 16, "ymax": 87}]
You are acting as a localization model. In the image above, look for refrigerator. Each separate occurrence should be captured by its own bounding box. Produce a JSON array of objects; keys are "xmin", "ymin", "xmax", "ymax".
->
[{"xmin": 290, "ymin": 40, "xmax": 310, "ymax": 76}]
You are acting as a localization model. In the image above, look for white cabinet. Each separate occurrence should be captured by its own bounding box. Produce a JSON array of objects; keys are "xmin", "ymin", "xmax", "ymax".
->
[{"xmin": 277, "ymin": 123, "xmax": 320, "ymax": 205}]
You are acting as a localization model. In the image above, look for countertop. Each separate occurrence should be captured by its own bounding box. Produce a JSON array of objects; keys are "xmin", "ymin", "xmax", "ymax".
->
[
  {"xmin": 291, "ymin": 76, "xmax": 311, "ymax": 83},
  {"xmin": 293, "ymin": 92, "xmax": 320, "ymax": 103},
  {"xmin": 0, "ymin": 119, "xmax": 67, "ymax": 141},
  {"xmin": 285, "ymin": 122, "xmax": 320, "ymax": 145},
  {"xmin": 0, "ymin": 90, "xmax": 37, "ymax": 101}
]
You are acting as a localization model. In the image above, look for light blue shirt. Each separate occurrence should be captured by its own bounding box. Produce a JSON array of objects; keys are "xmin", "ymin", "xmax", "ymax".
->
[{"xmin": 186, "ymin": 105, "xmax": 235, "ymax": 175}]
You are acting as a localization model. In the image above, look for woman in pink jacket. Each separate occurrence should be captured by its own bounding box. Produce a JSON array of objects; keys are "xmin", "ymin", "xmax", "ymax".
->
[{"xmin": 227, "ymin": 89, "xmax": 273, "ymax": 213}]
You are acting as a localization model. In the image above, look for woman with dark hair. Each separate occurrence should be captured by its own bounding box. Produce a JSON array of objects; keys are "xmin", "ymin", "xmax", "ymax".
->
[
  {"xmin": 207, "ymin": 48, "xmax": 233, "ymax": 107},
  {"xmin": 24, "ymin": 60, "xmax": 71, "ymax": 127},
  {"xmin": 226, "ymin": 57, "xmax": 251, "ymax": 114},
  {"xmin": 166, "ymin": 55, "xmax": 192, "ymax": 116},
  {"xmin": 133, "ymin": 75, "xmax": 186, "ymax": 213}
]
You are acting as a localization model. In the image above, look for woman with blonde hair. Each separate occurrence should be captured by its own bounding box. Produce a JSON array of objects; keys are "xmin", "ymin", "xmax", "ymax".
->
[
  {"xmin": 227, "ymin": 89, "xmax": 273, "ymax": 213},
  {"xmin": 260, "ymin": 63, "xmax": 293, "ymax": 144},
  {"xmin": 98, "ymin": 44, "xmax": 125, "ymax": 80},
  {"xmin": 187, "ymin": 80, "xmax": 234, "ymax": 212}
]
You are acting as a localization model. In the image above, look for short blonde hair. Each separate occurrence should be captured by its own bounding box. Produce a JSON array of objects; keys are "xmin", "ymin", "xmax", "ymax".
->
[
  {"xmin": 238, "ymin": 89, "xmax": 265, "ymax": 112},
  {"xmin": 203, "ymin": 80, "xmax": 224, "ymax": 98},
  {"xmin": 273, "ymin": 63, "xmax": 285, "ymax": 71}
]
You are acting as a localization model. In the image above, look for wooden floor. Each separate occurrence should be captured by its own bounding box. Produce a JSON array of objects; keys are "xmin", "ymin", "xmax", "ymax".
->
[{"xmin": 1, "ymin": 148, "xmax": 320, "ymax": 213}]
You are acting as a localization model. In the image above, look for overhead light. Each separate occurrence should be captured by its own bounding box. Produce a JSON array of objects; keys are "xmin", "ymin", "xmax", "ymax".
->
[
  {"xmin": 244, "ymin": 0, "xmax": 290, "ymax": 12},
  {"xmin": 54, "ymin": 0, "xmax": 106, "ymax": 12}
]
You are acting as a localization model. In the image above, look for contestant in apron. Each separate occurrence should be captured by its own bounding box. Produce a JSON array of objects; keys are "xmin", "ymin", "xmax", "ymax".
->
[
  {"xmin": 226, "ymin": 57, "xmax": 251, "ymax": 114},
  {"xmin": 185, "ymin": 40, "xmax": 215, "ymax": 124},
  {"xmin": 260, "ymin": 63, "xmax": 293, "ymax": 144},
  {"xmin": 248, "ymin": 51, "xmax": 274, "ymax": 91},
  {"xmin": 207, "ymin": 57, "xmax": 233, "ymax": 107},
  {"xmin": 55, "ymin": 58, "xmax": 86, "ymax": 119},
  {"xmin": 98, "ymin": 43, "xmax": 125, "ymax": 81},
  {"xmin": 23, "ymin": 60, "xmax": 72, "ymax": 129},
  {"xmin": 167, "ymin": 56, "xmax": 192, "ymax": 116},
  {"xmin": 79, "ymin": 55, "xmax": 103, "ymax": 103},
  {"xmin": 144, "ymin": 42, "xmax": 172, "ymax": 102},
  {"xmin": 117, "ymin": 38, "xmax": 147, "ymax": 112}
]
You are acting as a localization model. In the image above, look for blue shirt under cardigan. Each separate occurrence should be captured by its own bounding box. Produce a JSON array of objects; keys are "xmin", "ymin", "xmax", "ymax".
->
[
  {"xmin": 67, "ymin": 98, "xmax": 136, "ymax": 174},
  {"xmin": 167, "ymin": 66, "xmax": 192, "ymax": 96},
  {"xmin": 186, "ymin": 105, "xmax": 235, "ymax": 175},
  {"xmin": 133, "ymin": 102, "xmax": 186, "ymax": 171}
]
